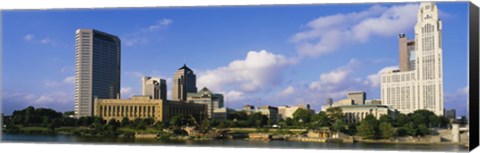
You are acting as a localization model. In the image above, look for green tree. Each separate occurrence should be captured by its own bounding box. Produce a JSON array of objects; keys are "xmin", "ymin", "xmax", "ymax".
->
[
  {"xmin": 170, "ymin": 114, "xmax": 194, "ymax": 128},
  {"xmin": 428, "ymin": 115, "xmax": 439, "ymax": 128},
  {"xmin": 285, "ymin": 117, "xmax": 294, "ymax": 127},
  {"xmin": 107, "ymin": 118, "xmax": 119, "ymax": 129},
  {"xmin": 293, "ymin": 108, "xmax": 311, "ymax": 125},
  {"xmin": 393, "ymin": 114, "xmax": 410, "ymax": 127},
  {"xmin": 417, "ymin": 124, "xmax": 429, "ymax": 136},
  {"xmin": 403, "ymin": 122, "xmax": 417, "ymax": 136},
  {"xmin": 247, "ymin": 113, "xmax": 268, "ymax": 128},
  {"xmin": 199, "ymin": 119, "xmax": 212, "ymax": 133},
  {"xmin": 326, "ymin": 107, "xmax": 344, "ymax": 122},
  {"xmin": 63, "ymin": 111, "xmax": 75, "ymax": 117},
  {"xmin": 120, "ymin": 117, "xmax": 130, "ymax": 127},
  {"xmin": 379, "ymin": 115, "xmax": 393, "ymax": 124},
  {"xmin": 331, "ymin": 120, "xmax": 346, "ymax": 134},
  {"xmin": 228, "ymin": 111, "xmax": 248, "ymax": 121},
  {"xmin": 438, "ymin": 116, "xmax": 450, "ymax": 128},
  {"xmin": 356, "ymin": 115, "xmax": 379, "ymax": 139},
  {"xmin": 379, "ymin": 122, "xmax": 396, "ymax": 139},
  {"xmin": 310, "ymin": 111, "xmax": 330, "ymax": 129},
  {"xmin": 24, "ymin": 106, "xmax": 35, "ymax": 126}
]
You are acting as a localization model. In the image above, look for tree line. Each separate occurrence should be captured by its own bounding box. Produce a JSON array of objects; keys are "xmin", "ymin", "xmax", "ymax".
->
[{"xmin": 2, "ymin": 106, "xmax": 451, "ymax": 140}]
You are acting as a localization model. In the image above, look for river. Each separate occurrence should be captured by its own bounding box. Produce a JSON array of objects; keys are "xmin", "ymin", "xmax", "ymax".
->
[{"xmin": 0, "ymin": 133, "xmax": 468, "ymax": 152}]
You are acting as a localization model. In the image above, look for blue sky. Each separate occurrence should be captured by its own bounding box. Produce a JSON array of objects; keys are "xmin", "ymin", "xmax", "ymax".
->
[{"xmin": 1, "ymin": 2, "xmax": 469, "ymax": 116}]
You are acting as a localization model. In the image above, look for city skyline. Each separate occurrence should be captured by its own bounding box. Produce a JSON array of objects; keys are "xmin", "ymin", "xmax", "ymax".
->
[{"xmin": 2, "ymin": 2, "xmax": 469, "ymax": 116}]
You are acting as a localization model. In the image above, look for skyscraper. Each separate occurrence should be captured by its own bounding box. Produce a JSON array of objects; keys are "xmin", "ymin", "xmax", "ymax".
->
[
  {"xmin": 74, "ymin": 29, "xmax": 121, "ymax": 117},
  {"xmin": 398, "ymin": 33, "xmax": 416, "ymax": 72},
  {"xmin": 142, "ymin": 76, "xmax": 167, "ymax": 101},
  {"xmin": 172, "ymin": 64, "xmax": 197, "ymax": 101},
  {"xmin": 381, "ymin": 2, "xmax": 444, "ymax": 115}
]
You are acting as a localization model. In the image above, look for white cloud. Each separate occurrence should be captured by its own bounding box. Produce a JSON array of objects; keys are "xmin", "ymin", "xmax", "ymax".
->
[
  {"xmin": 23, "ymin": 33, "xmax": 54, "ymax": 45},
  {"xmin": 141, "ymin": 19, "xmax": 173, "ymax": 33},
  {"xmin": 124, "ymin": 18, "xmax": 173, "ymax": 47},
  {"xmin": 23, "ymin": 34, "xmax": 34, "ymax": 41},
  {"xmin": 309, "ymin": 59, "xmax": 360, "ymax": 91},
  {"xmin": 40, "ymin": 38, "xmax": 51, "ymax": 44},
  {"xmin": 222, "ymin": 90, "xmax": 245, "ymax": 102},
  {"xmin": 121, "ymin": 87, "xmax": 134, "ymax": 98},
  {"xmin": 43, "ymin": 76, "xmax": 76, "ymax": 87},
  {"xmin": 269, "ymin": 59, "xmax": 385, "ymax": 110},
  {"xmin": 278, "ymin": 86, "xmax": 295, "ymax": 97},
  {"xmin": 197, "ymin": 50, "xmax": 295, "ymax": 93},
  {"xmin": 365, "ymin": 66, "xmax": 398, "ymax": 88},
  {"xmin": 63, "ymin": 76, "xmax": 75, "ymax": 84},
  {"xmin": 292, "ymin": 4, "xmax": 419, "ymax": 57},
  {"xmin": 3, "ymin": 91, "xmax": 72, "ymax": 105},
  {"xmin": 60, "ymin": 65, "xmax": 74, "ymax": 73}
]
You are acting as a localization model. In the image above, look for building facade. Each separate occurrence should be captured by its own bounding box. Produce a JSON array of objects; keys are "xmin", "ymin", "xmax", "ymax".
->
[
  {"xmin": 257, "ymin": 105, "xmax": 279, "ymax": 122},
  {"xmin": 187, "ymin": 87, "xmax": 224, "ymax": 119},
  {"xmin": 243, "ymin": 105, "xmax": 255, "ymax": 115},
  {"xmin": 75, "ymin": 29, "xmax": 121, "ymax": 117},
  {"xmin": 444, "ymin": 109, "xmax": 456, "ymax": 122},
  {"xmin": 322, "ymin": 100, "xmax": 397, "ymax": 124},
  {"xmin": 142, "ymin": 76, "xmax": 167, "ymax": 101},
  {"xmin": 381, "ymin": 2, "xmax": 444, "ymax": 115},
  {"xmin": 347, "ymin": 91, "xmax": 366, "ymax": 105},
  {"xmin": 322, "ymin": 92, "xmax": 398, "ymax": 124},
  {"xmin": 277, "ymin": 104, "xmax": 314, "ymax": 120},
  {"xmin": 172, "ymin": 64, "xmax": 198, "ymax": 101},
  {"xmin": 93, "ymin": 95, "xmax": 206, "ymax": 122}
]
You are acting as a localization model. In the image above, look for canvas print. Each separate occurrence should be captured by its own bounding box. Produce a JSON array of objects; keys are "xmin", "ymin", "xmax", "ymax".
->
[{"xmin": 0, "ymin": 1, "xmax": 475, "ymax": 152}]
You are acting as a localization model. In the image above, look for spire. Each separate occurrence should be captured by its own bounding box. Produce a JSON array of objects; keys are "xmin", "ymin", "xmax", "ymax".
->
[{"xmin": 178, "ymin": 64, "xmax": 192, "ymax": 71}]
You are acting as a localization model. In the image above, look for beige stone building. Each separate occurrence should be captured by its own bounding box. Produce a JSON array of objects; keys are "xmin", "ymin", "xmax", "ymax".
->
[
  {"xmin": 93, "ymin": 95, "xmax": 206, "ymax": 122},
  {"xmin": 142, "ymin": 76, "xmax": 167, "ymax": 101},
  {"xmin": 322, "ymin": 92, "xmax": 398, "ymax": 124},
  {"xmin": 380, "ymin": 2, "xmax": 444, "ymax": 116},
  {"xmin": 277, "ymin": 104, "xmax": 314, "ymax": 120},
  {"xmin": 347, "ymin": 91, "xmax": 366, "ymax": 105},
  {"xmin": 242, "ymin": 105, "xmax": 255, "ymax": 115},
  {"xmin": 257, "ymin": 105, "xmax": 279, "ymax": 122}
]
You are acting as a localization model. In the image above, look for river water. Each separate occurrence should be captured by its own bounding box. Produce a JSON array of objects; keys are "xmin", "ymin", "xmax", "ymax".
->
[{"xmin": 0, "ymin": 133, "xmax": 468, "ymax": 152}]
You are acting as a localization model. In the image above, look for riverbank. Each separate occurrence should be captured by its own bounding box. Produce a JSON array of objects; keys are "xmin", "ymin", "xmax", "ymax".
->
[
  {"xmin": 3, "ymin": 126, "xmax": 468, "ymax": 147},
  {"xmin": 1, "ymin": 133, "xmax": 469, "ymax": 152}
]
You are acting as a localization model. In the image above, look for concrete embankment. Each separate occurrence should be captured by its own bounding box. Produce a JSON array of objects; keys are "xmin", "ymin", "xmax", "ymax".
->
[{"xmin": 134, "ymin": 133, "xmax": 157, "ymax": 139}]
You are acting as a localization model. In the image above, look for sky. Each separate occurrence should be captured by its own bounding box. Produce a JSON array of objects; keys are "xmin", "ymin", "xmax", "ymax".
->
[{"xmin": 1, "ymin": 2, "xmax": 470, "ymax": 116}]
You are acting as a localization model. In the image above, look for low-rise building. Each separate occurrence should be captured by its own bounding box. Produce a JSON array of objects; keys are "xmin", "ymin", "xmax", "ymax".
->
[
  {"xmin": 321, "ymin": 92, "xmax": 398, "ymax": 124},
  {"xmin": 212, "ymin": 107, "xmax": 237, "ymax": 121},
  {"xmin": 243, "ymin": 105, "xmax": 255, "ymax": 115},
  {"xmin": 187, "ymin": 87, "xmax": 224, "ymax": 119},
  {"xmin": 365, "ymin": 99, "xmax": 382, "ymax": 105},
  {"xmin": 94, "ymin": 95, "xmax": 206, "ymax": 122},
  {"xmin": 347, "ymin": 91, "xmax": 366, "ymax": 105},
  {"xmin": 257, "ymin": 105, "xmax": 279, "ymax": 122},
  {"xmin": 277, "ymin": 104, "xmax": 314, "ymax": 120}
]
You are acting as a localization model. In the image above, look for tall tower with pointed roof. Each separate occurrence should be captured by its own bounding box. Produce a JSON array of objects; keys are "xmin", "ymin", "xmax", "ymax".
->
[
  {"xmin": 172, "ymin": 64, "xmax": 198, "ymax": 101},
  {"xmin": 380, "ymin": 2, "xmax": 443, "ymax": 115}
]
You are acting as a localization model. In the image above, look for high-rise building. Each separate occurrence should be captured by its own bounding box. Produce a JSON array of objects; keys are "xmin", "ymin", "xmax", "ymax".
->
[
  {"xmin": 347, "ymin": 91, "xmax": 366, "ymax": 105},
  {"xmin": 172, "ymin": 64, "xmax": 198, "ymax": 101},
  {"xmin": 74, "ymin": 29, "xmax": 121, "ymax": 117},
  {"xmin": 142, "ymin": 76, "xmax": 167, "ymax": 101},
  {"xmin": 398, "ymin": 33, "xmax": 416, "ymax": 72},
  {"xmin": 381, "ymin": 2, "xmax": 444, "ymax": 115}
]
